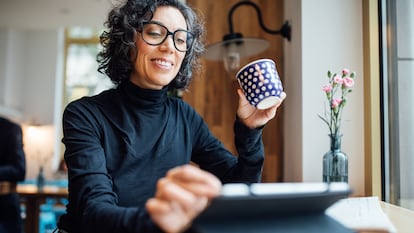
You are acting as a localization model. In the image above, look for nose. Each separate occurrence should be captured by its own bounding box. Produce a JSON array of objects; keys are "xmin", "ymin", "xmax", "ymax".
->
[{"xmin": 159, "ymin": 34, "xmax": 175, "ymax": 52}]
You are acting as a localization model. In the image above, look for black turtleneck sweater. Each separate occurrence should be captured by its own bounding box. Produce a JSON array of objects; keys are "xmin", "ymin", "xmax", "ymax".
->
[{"xmin": 58, "ymin": 80, "xmax": 264, "ymax": 233}]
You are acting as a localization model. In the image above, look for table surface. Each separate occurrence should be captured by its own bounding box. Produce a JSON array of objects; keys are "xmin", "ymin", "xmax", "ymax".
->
[
  {"xmin": 18, "ymin": 184, "xmax": 68, "ymax": 233},
  {"xmin": 16, "ymin": 185, "xmax": 414, "ymax": 233},
  {"xmin": 380, "ymin": 201, "xmax": 414, "ymax": 233},
  {"xmin": 17, "ymin": 184, "xmax": 68, "ymax": 196}
]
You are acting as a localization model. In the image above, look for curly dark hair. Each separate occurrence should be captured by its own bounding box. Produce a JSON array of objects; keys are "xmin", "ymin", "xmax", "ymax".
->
[{"xmin": 97, "ymin": 0, "xmax": 205, "ymax": 89}]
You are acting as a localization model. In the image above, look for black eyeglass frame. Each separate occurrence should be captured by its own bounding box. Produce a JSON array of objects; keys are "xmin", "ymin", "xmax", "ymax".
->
[{"xmin": 139, "ymin": 21, "xmax": 195, "ymax": 52}]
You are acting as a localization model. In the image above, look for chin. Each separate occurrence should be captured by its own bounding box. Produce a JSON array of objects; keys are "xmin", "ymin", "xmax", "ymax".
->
[{"xmin": 158, "ymin": 76, "xmax": 176, "ymax": 86}]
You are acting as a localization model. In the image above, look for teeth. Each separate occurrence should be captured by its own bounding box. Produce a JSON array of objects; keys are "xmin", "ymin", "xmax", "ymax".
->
[{"xmin": 154, "ymin": 59, "xmax": 172, "ymax": 67}]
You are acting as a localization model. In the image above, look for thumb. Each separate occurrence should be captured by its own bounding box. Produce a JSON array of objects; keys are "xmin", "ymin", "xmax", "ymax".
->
[{"xmin": 237, "ymin": 89, "xmax": 249, "ymax": 106}]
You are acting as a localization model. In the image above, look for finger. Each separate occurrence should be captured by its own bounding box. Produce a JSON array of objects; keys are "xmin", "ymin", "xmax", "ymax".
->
[
  {"xmin": 156, "ymin": 177, "xmax": 197, "ymax": 205},
  {"xmin": 237, "ymin": 89, "xmax": 250, "ymax": 107},
  {"xmin": 167, "ymin": 165, "xmax": 222, "ymax": 197},
  {"xmin": 155, "ymin": 179, "xmax": 210, "ymax": 217},
  {"xmin": 168, "ymin": 180, "xmax": 221, "ymax": 198},
  {"xmin": 146, "ymin": 198, "xmax": 189, "ymax": 233},
  {"xmin": 146, "ymin": 197, "xmax": 171, "ymax": 214}
]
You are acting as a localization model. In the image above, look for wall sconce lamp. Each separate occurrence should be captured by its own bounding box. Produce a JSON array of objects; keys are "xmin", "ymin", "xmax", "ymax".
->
[{"xmin": 203, "ymin": 0, "xmax": 291, "ymax": 73}]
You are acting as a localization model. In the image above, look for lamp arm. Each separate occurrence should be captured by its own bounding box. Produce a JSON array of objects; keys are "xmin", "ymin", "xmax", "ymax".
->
[{"xmin": 228, "ymin": 1, "xmax": 291, "ymax": 41}]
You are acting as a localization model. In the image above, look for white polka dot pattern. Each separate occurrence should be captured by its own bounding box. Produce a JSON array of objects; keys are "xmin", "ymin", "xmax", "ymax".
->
[{"xmin": 236, "ymin": 59, "xmax": 283, "ymax": 108}]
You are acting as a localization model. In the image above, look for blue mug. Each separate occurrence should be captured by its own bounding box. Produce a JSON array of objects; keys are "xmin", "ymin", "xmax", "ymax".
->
[{"xmin": 236, "ymin": 59, "xmax": 283, "ymax": 109}]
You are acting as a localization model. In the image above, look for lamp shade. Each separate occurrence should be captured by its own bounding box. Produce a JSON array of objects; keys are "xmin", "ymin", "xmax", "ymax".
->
[
  {"xmin": 203, "ymin": 37, "xmax": 269, "ymax": 61},
  {"xmin": 23, "ymin": 124, "xmax": 55, "ymax": 179},
  {"xmin": 202, "ymin": 0, "xmax": 290, "ymax": 73}
]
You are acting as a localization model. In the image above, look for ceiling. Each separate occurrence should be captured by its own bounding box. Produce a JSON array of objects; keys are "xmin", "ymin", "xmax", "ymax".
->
[{"xmin": 0, "ymin": 0, "xmax": 123, "ymax": 29}]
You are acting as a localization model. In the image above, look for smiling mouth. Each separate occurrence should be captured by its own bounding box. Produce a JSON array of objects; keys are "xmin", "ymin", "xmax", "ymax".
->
[{"xmin": 152, "ymin": 59, "xmax": 173, "ymax": 68}]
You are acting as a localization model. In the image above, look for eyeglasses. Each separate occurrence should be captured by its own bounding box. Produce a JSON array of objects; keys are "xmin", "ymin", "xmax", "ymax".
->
[{"xmin": 140, "ymin": 21, "xmax": 194, "ymax": 52}]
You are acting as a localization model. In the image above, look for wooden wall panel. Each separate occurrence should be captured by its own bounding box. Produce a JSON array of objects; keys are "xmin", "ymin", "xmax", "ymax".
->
[{"xmin": 185, "ymin": 0, "xmax": 285, "ymax": 182}]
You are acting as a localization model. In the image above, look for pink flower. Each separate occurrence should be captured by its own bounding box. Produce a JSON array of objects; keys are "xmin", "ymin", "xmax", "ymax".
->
[
  {"xmin": 331, "ymin": 98, "xmax": 342, "ymax": 108},
  {"xmin": 342, "ymin": 68, "xmax": 350, "ymax": 76},
  {"xmin": 333, "ymin": 75, "xmax": 343, "ymax": 84},
  {"xmin": 320, "ymin": 69, "xmax": 356, "ymax": 136},
  {"xmin": 322, "ymin": 84, "xmax": 333, "ymax": 93},
  {"xmin": 343, "ymin": 77, "xmax": 354, "ymax": 88}
]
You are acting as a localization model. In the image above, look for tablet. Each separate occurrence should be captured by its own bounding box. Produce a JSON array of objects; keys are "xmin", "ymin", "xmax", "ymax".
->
[{"xmin": 196, "ymin": 182, "xmax": 352, "ymax": 220}]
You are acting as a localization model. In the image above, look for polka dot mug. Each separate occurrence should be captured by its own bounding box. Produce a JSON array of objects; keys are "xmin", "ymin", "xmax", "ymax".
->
[{"xmin": 236, "ymin": 59, "xmax": 283, "ymax": 109}]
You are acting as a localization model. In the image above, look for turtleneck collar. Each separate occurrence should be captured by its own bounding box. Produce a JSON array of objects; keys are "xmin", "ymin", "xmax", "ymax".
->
[{"xmin": 119, "ymin": 79, "xmax": 169, "ymax": 108}]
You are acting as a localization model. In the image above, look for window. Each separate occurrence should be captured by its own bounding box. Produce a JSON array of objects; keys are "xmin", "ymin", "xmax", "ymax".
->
[
  {"xmin": 380, "ymin": 0, "xmax": 414, "ymax": 211},
  {"xmin": 64, "ymin": 27, "xmax": 114, "ymax": 105}
]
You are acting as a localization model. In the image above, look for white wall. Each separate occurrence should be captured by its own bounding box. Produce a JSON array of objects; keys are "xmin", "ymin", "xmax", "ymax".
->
[
  {"xmin": 0, "ymin": 28, "xmax": 61, "ymax": 124},
  {"xmin": 0, "ymin": 29, "xmax": 26, "ymax": 120},
  {"xmin": 283, "ymin": 0, "xmax": 303, "ymax": 182},
  {"xmin": 22, "ymin": 29, "xmax": 60, "ymax": 124},
  {"xmin": 0, "ymin": 0, "xmax": 112, "ymax": 178},
  {"xmin": 0, "ymin": 0, "xmax": 112, "ymax": 30},
  {"xmin": 284, "ymin": 0, "xmax": 365, "ymax": 196},
  {"xmin": 0, "ymin": 28, "xmax": 64, "ymax": 179}
]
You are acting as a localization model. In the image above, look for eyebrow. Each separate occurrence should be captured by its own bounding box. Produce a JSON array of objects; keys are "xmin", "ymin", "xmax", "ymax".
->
[{"xmin": 147, "ymin": 20, "xmax": 188, "ymax": 31}]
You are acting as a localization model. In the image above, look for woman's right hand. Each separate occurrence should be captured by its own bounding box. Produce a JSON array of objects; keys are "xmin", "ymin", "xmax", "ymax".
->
[{"xmin": 146, "ymin": 165, "xmax": 222, "ymax": 233}]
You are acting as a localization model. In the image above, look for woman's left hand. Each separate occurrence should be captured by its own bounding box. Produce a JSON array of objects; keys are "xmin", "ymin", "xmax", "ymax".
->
[{"xmin": 236, "ymin": 89, "xmax": 287, "ymax": 129}]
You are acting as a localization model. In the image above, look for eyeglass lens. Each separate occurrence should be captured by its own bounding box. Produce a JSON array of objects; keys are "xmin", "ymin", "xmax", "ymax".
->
[{"xmin": 141, "ymin": 22, "xmax": 193, "ymax": 52}]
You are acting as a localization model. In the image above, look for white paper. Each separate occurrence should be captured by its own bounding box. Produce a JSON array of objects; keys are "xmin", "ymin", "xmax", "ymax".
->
[{"xmin": 326, "ymin": 196, "xmax": 397, "ymax": 233}]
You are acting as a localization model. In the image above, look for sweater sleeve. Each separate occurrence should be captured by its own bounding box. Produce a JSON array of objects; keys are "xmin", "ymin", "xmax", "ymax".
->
[
  {"xmin": 188, "ymin": 105, "xmax": 264, "ymax": 183},
  {"xmin": 60, "ymin": 101, "xmax": 162, "ymax": 233}
]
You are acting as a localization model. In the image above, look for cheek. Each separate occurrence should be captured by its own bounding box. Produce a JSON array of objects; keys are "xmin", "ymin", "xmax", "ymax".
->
[
  {"xmin": 177, "ymin": 53, "xmax": 186, "ymax": 69},
  {"xmin": 135, "ymin": 39, "xmax": 150, "ymax": 59},
  {"xmin": 135, "ymin": 42, "xmax": 149, "ymax": 68},
  {"xmin": 135, "ymin": 53, "xmax": 147, "ymax": 77}
]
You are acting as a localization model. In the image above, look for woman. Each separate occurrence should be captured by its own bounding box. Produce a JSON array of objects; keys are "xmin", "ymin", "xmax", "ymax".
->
[{"xmin": 57, "ymin": 0, "xmax": 286, "ymax": 232}]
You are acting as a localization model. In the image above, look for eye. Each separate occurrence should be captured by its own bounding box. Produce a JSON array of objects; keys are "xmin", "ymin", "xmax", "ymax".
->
[
  {"xmin": 174, "ymin": 31, "xmax": 188, "ymax": 45},
  {"xmin": 147, "ymin": 31, "xmax": 162, "ymax": 37},
  {"xmin": 175, "ymin": 38, "xmax": 186, "ymax": 45},
  {"xmin": 144, "ymin": 24, "xmax": 165, "ymax": 38}
]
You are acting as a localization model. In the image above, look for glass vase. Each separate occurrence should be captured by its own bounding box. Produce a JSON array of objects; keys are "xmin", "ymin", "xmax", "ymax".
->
[
  {"xmin": 37, "ymin": 166, "xmax": 45, "ymax": 191},
  {"xmin": 323, "ymin": 134, "xmax": 348, "ymax": 183}
]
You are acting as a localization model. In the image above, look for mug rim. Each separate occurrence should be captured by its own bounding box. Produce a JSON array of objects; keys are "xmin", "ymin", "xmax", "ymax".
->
[{"xmin": 235, "ymin": 58, "xmax": 276, "ymax": 78}]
